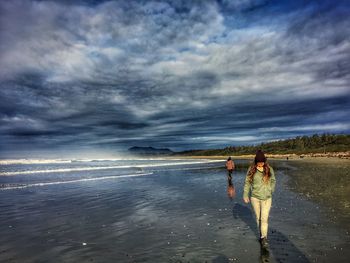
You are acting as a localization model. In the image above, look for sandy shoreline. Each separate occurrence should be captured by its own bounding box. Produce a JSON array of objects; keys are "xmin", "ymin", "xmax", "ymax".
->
[{"xmin": 172, "ymin": 155, "xmax": 350, "ymax": 231}]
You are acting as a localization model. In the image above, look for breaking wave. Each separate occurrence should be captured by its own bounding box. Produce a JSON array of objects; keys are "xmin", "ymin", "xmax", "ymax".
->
[
  {"xmin": 0, "ymin": 172, "xmax": 153, "ymax": 190},
  {"xmin": 0, "ymin": 160, "xmax": 223, "ymax": 176}
]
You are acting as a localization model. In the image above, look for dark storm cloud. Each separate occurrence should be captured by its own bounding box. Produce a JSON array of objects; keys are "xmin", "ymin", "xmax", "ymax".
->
[{"xmin": 0, "ymin": 0, "xmax": 349, "ymax": 156}]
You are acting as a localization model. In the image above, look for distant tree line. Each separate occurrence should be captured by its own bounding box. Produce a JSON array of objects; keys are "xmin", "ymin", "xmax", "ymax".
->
[{"xmin": 178, "ymin": 134, "xmax": 350, "ymax": 156}]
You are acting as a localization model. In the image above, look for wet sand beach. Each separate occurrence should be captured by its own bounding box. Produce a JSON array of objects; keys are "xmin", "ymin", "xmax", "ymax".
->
[
  {"xmin": 282, "ymin": 158, "xmax": 350, "ymax": 232},
  {"xmin": 0, "ymin": 158, "xmax": 349, "ymax": 262}
]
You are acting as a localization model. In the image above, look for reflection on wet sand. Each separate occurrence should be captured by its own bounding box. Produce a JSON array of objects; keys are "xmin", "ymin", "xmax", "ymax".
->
[
  {"xmin": 227, "ymin": 177, "xmax": 236, "ymax": 200},
  {"xmin": 232, "ymin": 203, "xmax": 310, "ymax": 263}
]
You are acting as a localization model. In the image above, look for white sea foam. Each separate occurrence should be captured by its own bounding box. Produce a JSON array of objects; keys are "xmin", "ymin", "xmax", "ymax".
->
[
  {"xmin": 152, "ymin": 166, "xmax": 218, "ymax": 172},
  {"xmin": 0, "ymin": 172, "xmax": 153, "ymax": 190},
  {"xmin": 0, "ymin": 159, "xmax": 72, "ymax": 165},
  {"xmin": 0, "ymin": 158, "xmax": 219, "ymax": 165},
  {"xmin": 0, "ymin": 160, "xmax": 223, "ymax": 176}
]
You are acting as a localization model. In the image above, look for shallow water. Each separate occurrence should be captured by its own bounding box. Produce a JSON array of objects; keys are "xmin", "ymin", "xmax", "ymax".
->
[{"xmin": 0, "ymin": 159, "xmax": 349, "ymax": 262}]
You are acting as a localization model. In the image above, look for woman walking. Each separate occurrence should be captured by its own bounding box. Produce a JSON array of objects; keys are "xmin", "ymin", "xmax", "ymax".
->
[{"xmin": 243, "ymin": 150, "xmax": 276, "ymax": 248}]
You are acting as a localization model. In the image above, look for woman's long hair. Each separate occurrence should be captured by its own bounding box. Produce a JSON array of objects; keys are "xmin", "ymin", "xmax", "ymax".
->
[{"xmin": 247, "ymin": 162, "xmax": 271, "ymax": 183}]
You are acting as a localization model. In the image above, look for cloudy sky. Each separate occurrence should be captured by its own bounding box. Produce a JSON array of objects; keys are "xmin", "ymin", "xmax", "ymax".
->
[{"xmin": 0, "ymin": 0, "xmax": 349, "ymax": 157}]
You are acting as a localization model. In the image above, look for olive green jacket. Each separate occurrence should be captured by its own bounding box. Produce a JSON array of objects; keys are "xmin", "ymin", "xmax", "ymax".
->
[{"xmin": 243, "ymin": 166, "xmax": 276, "ymax": 200}]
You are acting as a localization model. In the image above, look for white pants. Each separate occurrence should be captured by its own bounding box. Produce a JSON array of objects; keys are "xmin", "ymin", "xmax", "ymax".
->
[{"xmin": 251, "ymin": 197, "xmax": 272, "ymax": 238}]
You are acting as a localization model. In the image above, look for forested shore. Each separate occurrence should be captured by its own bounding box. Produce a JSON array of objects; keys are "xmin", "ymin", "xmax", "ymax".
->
[{"xmin": 177, "ymin": 134, "xmax": 350, "ymax": 158}]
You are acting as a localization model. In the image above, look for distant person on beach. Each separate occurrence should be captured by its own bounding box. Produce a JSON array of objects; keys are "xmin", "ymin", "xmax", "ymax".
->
[
  {"xmin": 225, "ymin": 157, "xmax": 235, "ymax": 183},
  {"xmin": 243, "ymin": 150, "xmax": 276, "ymax": 248},
  {"xmin": 226, "ymin": 157, "xmax": 236, "ymax": 199}
]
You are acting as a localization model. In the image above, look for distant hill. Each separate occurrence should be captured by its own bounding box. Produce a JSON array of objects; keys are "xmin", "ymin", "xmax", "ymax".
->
[{"xmin": 128, "ymin": 146, "xmax": 174, "ymax": 155}]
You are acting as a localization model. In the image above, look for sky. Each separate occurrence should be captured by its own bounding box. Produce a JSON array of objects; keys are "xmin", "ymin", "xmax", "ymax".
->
[{"xmin": 0, "ymin": 0, "xmax": 349, "ymax": 158}]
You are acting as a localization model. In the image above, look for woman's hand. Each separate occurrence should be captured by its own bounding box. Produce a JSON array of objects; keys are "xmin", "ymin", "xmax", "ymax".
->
[{"xmin": 243, "ymin": 197, "xmax": 250, "ymax": 203}]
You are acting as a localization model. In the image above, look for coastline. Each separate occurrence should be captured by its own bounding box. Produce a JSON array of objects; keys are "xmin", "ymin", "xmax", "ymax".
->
[{"xmin": 170, "ymin": 154, "xmax": 350, "ymax": 163}]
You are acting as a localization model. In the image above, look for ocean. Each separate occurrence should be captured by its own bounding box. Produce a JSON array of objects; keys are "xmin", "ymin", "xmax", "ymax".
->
[
  {"xmin": 0, "ymin": 158, "xmax": 224, "ymax": 190},
  {"xmin": 0, "ymin": 158, "xmax": 349, "ymax": 262}
]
